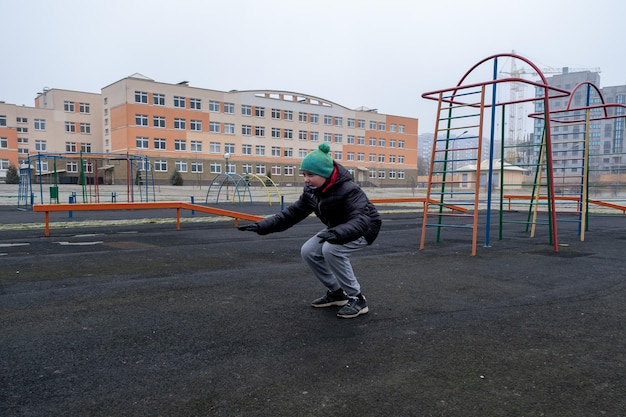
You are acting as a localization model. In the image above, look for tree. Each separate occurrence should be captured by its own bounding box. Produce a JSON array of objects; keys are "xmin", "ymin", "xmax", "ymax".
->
[
  {"xmin": 5, "ymin": 163, "xmax": 19, "ymax": 184},
  {"xmin": 170, "ymin": 170, "xmax": 184, "ymax": 186}
]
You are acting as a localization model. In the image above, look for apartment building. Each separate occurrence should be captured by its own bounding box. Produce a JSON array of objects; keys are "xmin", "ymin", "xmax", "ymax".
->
[
  {"xmin": 101, "ymin": 73, "xmax": 418, "ymax": 186},
  {"xmin": 530, "ymin": 69, "xmax": 625, "ymax": 182}
]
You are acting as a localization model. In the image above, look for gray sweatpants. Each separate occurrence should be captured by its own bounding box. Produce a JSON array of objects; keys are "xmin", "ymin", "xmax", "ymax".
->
[{"xmin": 300, "ymin": 230, "xmax": 369, "ymax": 297}]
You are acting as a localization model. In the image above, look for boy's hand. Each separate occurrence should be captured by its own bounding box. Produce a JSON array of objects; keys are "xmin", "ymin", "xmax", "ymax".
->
[
  {"xmin": 238, "ymin": 223, "xmax": 259, "ymax": 232},
  {"xmin": 317, "ymin": 230, "xmax": 338, "ymax": 243}
]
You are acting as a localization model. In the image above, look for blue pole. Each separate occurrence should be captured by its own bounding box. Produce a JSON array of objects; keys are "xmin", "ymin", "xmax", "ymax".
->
[{"xmin": 190, "ymin": 196, "xmax": 195, "ymax": 215}]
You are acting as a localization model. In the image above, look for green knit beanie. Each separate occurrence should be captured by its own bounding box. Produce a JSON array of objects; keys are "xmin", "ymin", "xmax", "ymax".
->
[{"xmin": 300, "ymin": 143, "xmax": 334, "ymax": 178}]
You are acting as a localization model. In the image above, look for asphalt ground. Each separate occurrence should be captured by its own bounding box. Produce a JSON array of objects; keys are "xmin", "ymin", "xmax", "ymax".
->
[{"xmin": 1, "ymin": 204, "xmax": 625, "ymax": 417}]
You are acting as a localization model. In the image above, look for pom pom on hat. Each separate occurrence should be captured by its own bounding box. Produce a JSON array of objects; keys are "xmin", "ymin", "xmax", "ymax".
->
[{"xmin": 300, "ymin": 143, "xmax": 334, "ymax": 178}]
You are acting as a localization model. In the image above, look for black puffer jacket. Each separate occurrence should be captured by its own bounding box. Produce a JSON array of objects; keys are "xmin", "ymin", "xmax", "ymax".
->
[{"xmin": 256, "ymin": 163, "xmax": 382, "ymax": 245}]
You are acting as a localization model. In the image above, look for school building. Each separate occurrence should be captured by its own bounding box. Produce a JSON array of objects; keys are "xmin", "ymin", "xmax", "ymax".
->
[{"xmin": 0, "ymin": 74, "xmax": 419, "ymax": 187}]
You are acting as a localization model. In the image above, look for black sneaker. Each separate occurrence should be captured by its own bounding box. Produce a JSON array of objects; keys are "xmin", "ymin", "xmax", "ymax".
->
[
  {"xmin": 311, "ymin": 289, "xmax": 349, "ymax": 308},
  {"xmin": 337, "ymin": 294, "xmax": 369, "ymax": 318}
]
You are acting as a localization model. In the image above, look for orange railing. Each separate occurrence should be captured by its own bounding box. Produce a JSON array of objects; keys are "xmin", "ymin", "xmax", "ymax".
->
[{"xmin": 32, "ymin": 202, "xmax": 264, "ymax": 237}]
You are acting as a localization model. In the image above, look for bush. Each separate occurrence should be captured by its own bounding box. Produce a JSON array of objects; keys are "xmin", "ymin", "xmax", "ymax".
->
[
  {"xmin": 170, "ymin": 170, "xmax": 184, "ymax": 186},
  {"xmin": 5, "ymin": 163, "xmax": 19, "ymax": 184}
]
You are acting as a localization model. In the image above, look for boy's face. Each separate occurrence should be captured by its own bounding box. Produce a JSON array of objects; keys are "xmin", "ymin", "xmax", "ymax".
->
[{"xmin": 301, "ymin": 171, "xmax": 327, "ymax": 188}]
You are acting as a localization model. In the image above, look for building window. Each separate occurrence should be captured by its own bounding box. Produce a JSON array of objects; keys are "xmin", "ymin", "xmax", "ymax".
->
[
  {"xmin": 154, "ymin": 160, "xmax": 167, "ymax": 172},
  {"xmin": 389, "ymin": 124, "xmax": 396, "ymax": 133},
  {"xmin": 310, "ymin": 113, "xmax": 319, "ymax": 124},
  {"xmin": 210, "ymin": 163, "xmax": 221, "ymax": 174},
  {"xmin": 324, "ymin": 115, "xmax": 332, "ymax": 125},
  {"xmin": 16, "ymin": 127, "xmax": 27, "ymax": 133},
  {"xmin": 347, "ymin": 135, "xmax": 355, "ymax": 144},
  {"xmin": 153, "ymin": 116, "xmax": 166, "ymax": 128},
  {"xmin": 66, "ymin": 161, "xmax": 79, "ymax": 173},
  {"xmin": 191, "ymin": 162, "xmax": 203, "ymax": 173},
  {"xmin": 324, "ymin": 133, "xmax": 332, "ymax": 143},
  {"xmin": 209, "ymin": 100, "xmax": 220, "ymax": 112},
  {"xmin": 358, "ymin": 119, "xmax": 365, "ymax": 129},
  {"xmin": 299, "ymin": 130, "xmax": 307, "ymax": 141},
  {"xmin": 347, "ymin": 152, "xmax": 355, "ymax": 161},
  {"xmin": 0, "ymin": 115, "xmax": 6, "ymax": 126},
  {"xmin": 174, "ymin": 140, "xmax": 187, "ymax": 151},
  {"xmin": 136, "ymin": 114, "xmax": 149, "ymax": 126},
  {"xmin": 357, "ymin": 152, "xmax": 364, "ymax": 162},
  {"xmin": 64, "ymin": 101, "xmax": 75, "ymax": 112},
  {"xmin": 0, "ymin": 137, "xmax": 8, "ymax": 149},
  {"xmin": 378, "ymin": 154, "xmax": 385, "ymax": 163},
  {"xmin": 334, "ymin": 151, "xmax": 342, "ymax": 160},
  {"xmin": 398, "ymin": 140, "xmax": 405, "ymax": 149},
  {"xmin": 255, "ymin": 164, "xmax": 266, "ymax": 175},
  {"xmin": 79, "ymin": 102, "xmax": 90, "ymax": 114},
  {"xmin": 299, "ymin": 148, "xmax": 308, "ymax": 158},
  {"xmin": 284, "ymin": 110, "xmax": 293, "ymax": 121},
  {"xmin": 255, "ymin": 106, "xmax": 265, "ymax": 117},
  {"xmin": 347, "ymin": 118, "xmax": 355, "ymax": 128},
  {"xmin": 135, "ymin": 91, "xmax": 148, "ymax": 104},
  {"xmin": 136, "ymin": 136, "xmax": 149, "ymax": 149},
  {"xmin": 209, "ymin": 121, "xmax": 220, "ymax": 133},
  {"xmin": 210, "ymin": 142, "xmax": 221, "ymax": 154},
  {"xmin": 369, "ymin": 137, "xmax": 376, "ymax": 146},
  {"xmin": 35, "ymin": 140, "xmax": 47, "ymax": 151},
  {"xmin": 271, "ymin": 165, "xmax": 281, "ymax": 176},
  {"xmin": 80, "ymin": 123, "xmax": 91, "ymax": 134},
  {"xmin": 271, "ymin": 108, "xmax": 281, "ymax": 119},
  {"xmin": 190, "ymin": 140, "xmax": 202, "ymax": 152},
  {"xmin": 399, "ymin": 124, "xmax": 406, "ymax": 133},
  {"xmin": 255, "ymin": 145, "xmax": 265, "ymax": 156},
  {"xmin": 242, "ymin": 144, "xmax": 252, "ymax": 155},
  {"xmin": 190, "ymin": 98, "xmax": 201, "ymax": 110},
  {"xmin": 369, "ymin": 121, "xmax": 377, "ymax": 130},
  {"xmin": 271, "ymin": 128, "xmax": 281, "ymax": 139},
  {"xmin": 335, "ymin": 117, "xmax": 343, "ymax": 127},
  {"xmin": 242, "ymin": 125, "xmax": 252, "ymax": 136},
  {"xmin": 153, "ymin": 93, "xmax": 165, "ymax": 106},
  {"xmin": 242, "ymin": 104, "xmax": 252, "ymax": 116},
  {"xmin": 225, "ymin": 143, "xmax": 235, "ymax": 154},
  {"xmin": 271, "ymin": 146, "xmax": 281, "ymax": 157},
  {"xmin": 224, "ymin": 102, "xmax": 235, "ymax": 114},
  {"xmin": 378, "ymin": 138, "xmax": 385, "ymax": 147},
  {"xmin": 299, "ymin": 112, "xmax": 308, "ymax": 122},
  {"xmin": 358, "ymin": 136, "xmax": 365, "ymax": 145},
  {"xmin": 64, "ymin": 122, "xmax": 76, "ymax": 133},
  {"xmin": 284, "ymin": 147, "xmax": 293, "ymax": 157},
  {"xmin": 175, "ymin": 161, "xmax": 188, "ymax": 172},
  {"xmin": 154, "ymin": 138, "xmax": 166, "ymax": 150},
  {"xmin": 334, "ymin": 134, "xmax": 343, "ymax": 143},
  {"xmin": 224, "ymin": 123, "xmax": 235, "ymax": 134},
  {"xmin": 34, "ymin": 119, "xmax": 46, "ymax": 130},
  {"xmin": 190, "ymin": 120, "xmax": 202, "ymax": 131},
  {"xmin": 255, "ymin": 126, "xmax": 265, "ymax": 137},
  {"xmin": 283, "ymin": 129, "xmax": 293, "ymax": 139},
  {"xmin": 389, "ymin": 139, "xmax": 396, "ymax": 148},
  {"xmin": 174, "ymin": 96, "xmax": 186, "ymax": 108},
  {"xmin": 379, "ymin": 122, "xmax": 386, "ymax": 131},
  {"xmin": 174, "ymin": 118, "xmax": 186, "ymax": 130},
  {"xmin": 241, "ymin": 164, "xmax": 253, "ymax": 174},
  {"xmin": 369, "ymin": 153, "xmax": 376, "ymax": 162}
]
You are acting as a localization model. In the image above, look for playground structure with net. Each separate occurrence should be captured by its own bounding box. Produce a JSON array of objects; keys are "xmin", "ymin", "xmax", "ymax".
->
[
  {"xmin": 17, "ymin": 152, "xmax": 156, "ymax": 210},
  {"xmin": 419, "ymin": 52, "xmax": 626, "ymax": 256}
]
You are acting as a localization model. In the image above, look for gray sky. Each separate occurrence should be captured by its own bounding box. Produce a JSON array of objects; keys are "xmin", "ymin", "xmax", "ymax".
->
[{"xmin": 2, "ymin": 0, "xmax": 625, "ymax": 132}]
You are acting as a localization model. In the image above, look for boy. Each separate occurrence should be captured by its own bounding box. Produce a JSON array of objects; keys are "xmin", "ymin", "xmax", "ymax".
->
[{"xmin": 238, "ymin": 143, "xmax": 381, "ymax": 319}]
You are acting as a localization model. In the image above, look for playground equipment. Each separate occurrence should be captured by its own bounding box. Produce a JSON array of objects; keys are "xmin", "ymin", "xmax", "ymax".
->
[
  {"xmin": 527, "ymin": 81, "xmax": 626, "ymax": 241},
  {"xmin": 17, "ymin": 152, "xmax": 154, "ymax": 209},
  {"xmin": 419, "ymin": 52, "xmax": 570, "ymax": 255},
  {"xmin": 419, "ymin": 52, "xmax": 626, "ymax": 255},
  {"xmin": 205, "ymin": 173, "xmax": 281, "ymax": 205}
]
